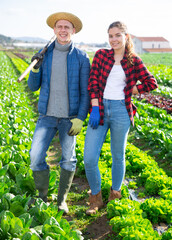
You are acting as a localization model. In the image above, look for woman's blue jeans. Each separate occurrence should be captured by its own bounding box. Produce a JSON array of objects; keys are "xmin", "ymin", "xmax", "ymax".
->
[
  {"xmin": 84, "ymin": 99, "xmax": 130, "ymax": 195},
  {"xmin": 30, "ymin": 115, "xmax": 77, "ymax": 172}
]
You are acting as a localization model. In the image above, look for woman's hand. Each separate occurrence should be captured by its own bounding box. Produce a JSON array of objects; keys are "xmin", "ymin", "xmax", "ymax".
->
[
  {"xmin": 132, "ymin": 85, "xmax": 139, "ymax": 95},
  {"xmin": 89, "ymin": 106, "xmax": 100, "ymax": 129}
]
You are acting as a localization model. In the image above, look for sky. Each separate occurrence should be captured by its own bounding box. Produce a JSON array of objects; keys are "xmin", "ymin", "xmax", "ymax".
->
[{"xmin": 0, "ymin": 0, "xmax": 172, "ymax": 47}]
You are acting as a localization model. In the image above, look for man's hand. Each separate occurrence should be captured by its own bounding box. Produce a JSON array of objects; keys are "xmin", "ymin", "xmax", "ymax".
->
[
  {"xmin": 89, "ymin": 106, "xmax": 100, "ymax": 129},
  {"xmin": 31, "ymin": 52, "xmax": 44, "ymax": 69},
  {"xmin": 68, "ymin": 118, "xmax": 83, "ymax": 136}
]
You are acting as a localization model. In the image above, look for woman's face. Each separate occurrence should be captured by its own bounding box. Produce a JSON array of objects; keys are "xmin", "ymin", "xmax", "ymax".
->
[{"xmin": 108, "ymin": 27, "xmax": 128, "ymax": 52}]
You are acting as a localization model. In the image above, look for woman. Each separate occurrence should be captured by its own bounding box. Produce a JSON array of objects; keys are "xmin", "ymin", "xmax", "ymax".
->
[{"xmin": 84, "ymin": 21, "xmax": 158, "ymax": 215}]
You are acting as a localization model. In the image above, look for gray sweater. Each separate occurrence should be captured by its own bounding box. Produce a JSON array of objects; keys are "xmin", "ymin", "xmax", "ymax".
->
[{"xmin": 46, "ymin": 40, "xmax": 71, "ymax": 118}]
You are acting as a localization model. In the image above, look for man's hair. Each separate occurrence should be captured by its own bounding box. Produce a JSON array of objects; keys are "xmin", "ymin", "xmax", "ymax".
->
[{"xmin": 108, "ymin": 21, "xmax": 136, "ymax": 66}]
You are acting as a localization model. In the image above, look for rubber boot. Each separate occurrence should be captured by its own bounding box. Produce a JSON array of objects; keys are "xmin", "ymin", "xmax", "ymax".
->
[
  {"xmin": 57, "ymin": 168, "xmax": 75, "ymax": 214},
  {"xmin": 33, "ymin": 169, "xmax": 49, "ymax": 202},
  {"xmin": 86, "ymin": 190, "xmax": 104, "ymax": 215},
  {"xmin": 108, "ymin": 187, "xmax": 122, "ymax": 202}
]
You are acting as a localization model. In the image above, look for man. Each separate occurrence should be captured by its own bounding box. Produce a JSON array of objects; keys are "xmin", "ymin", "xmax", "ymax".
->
[{"xmin": 28, "ymin": 12, "xmax": 90, "ymax": 214}]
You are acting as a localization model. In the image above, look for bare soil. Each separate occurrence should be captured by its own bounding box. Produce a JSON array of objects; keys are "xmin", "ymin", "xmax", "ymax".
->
[
  {"xmin": 68, "ymin": 177, "xmax": 114, "ymax": 240},
  {"xmin": 82, "ymin": 214, "xmax": 113, "ymax": 240},
  {"xmin": 47, "ymin": 136, "xmax": 114, "ymax": 240}
]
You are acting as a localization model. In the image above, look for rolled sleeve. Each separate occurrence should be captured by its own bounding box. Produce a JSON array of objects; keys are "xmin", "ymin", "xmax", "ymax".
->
[{"xmin": 135, "ymin": 57, "xmax": 158, "ymax": 93}]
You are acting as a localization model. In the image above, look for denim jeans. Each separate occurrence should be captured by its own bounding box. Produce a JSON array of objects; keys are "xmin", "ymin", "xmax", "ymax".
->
[
  {"xmin": 30, "ymin": 115, "xmax": 77, "ymax": 172},
  {"xmin": 84, "ymin": 99, "xmax": 130, "ymax": 195}
]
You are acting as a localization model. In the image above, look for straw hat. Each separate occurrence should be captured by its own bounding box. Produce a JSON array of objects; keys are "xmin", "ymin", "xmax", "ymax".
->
[{"xmin": 46, "ymin": 12, "xmax": 82, "ymax": 33}]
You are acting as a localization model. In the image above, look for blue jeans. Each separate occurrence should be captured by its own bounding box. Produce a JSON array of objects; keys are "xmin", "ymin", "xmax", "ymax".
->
[
  {"xmin": 84, "ymin": 99, "xmax": 130, "ymax": 195},
  {"xmin": 30, "ymin": 115, "xmax": 77, "ymax": 172}
]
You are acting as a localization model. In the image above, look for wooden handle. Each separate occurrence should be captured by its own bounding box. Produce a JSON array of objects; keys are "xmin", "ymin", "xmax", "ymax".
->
[
  {"xmin": 17, "ymin": 59, "xmax": 38, "ymax": 83},
  {"xmin": 17, "ymin": 35, "xmax": 56, "ymax": 83}
]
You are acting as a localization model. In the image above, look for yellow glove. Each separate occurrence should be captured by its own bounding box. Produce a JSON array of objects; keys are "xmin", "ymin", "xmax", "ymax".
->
[
  {"xmin": 68, "ymin": 118, "xmax": 83, "ymax": 136},
  {"xmin": 32, "ymin": 68, "xmax": 39, "ymax": 73}
]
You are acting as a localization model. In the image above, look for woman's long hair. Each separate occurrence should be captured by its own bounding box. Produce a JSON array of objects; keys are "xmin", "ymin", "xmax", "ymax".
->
[{"xmin": 108, "ymin": 21, "xmax": 135, "ymax": 66}]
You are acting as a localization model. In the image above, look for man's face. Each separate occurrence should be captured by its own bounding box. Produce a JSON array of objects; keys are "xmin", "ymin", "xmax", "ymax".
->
[{"xmin": 54, "ymin": 20, "xmax": 75, "ymax": 45}]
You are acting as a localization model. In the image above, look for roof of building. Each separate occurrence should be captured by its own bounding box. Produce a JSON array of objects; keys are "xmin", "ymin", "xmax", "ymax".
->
[
  {"xmin": 137, "ymin": 37, "xmax": 169, "ymax": 42},
  {"xmin": 144, "ymin": 48, "xmax": 172, "ymax": 53},
  {"xmin": 130, "ymin": 34, "xmax": 136, "ymax": 39}
]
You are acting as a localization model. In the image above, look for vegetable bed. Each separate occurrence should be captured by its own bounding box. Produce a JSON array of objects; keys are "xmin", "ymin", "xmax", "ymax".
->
[{"xmin": 0, "ymin": 51, "xmax": 171, "ymax": 239}]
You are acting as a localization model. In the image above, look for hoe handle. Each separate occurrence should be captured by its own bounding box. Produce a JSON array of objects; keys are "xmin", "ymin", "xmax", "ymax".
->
[
  {"xmin": 17, "ymin": 35, "xmax": 56, "ymax": 83},
  {"xmin": 17, "ymin": 59, "xmax": 38, "ymax": 83}
]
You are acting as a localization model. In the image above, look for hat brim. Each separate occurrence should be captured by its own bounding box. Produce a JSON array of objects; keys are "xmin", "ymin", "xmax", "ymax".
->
[{"xmin": 46, "ymin": 12, "xmax": 82, "ymax": 33}]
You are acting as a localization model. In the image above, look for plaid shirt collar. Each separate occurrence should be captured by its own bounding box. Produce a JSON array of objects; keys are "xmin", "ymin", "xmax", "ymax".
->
[{"xmin": 107, "ymin": 48, "xmax": 128, "ymax": 63}]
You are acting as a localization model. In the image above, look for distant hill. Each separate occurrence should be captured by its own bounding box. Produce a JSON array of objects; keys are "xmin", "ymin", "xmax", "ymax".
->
[
  {"xmin": 0, "ymin": 34, "xmax": 47, "ymax": 45},
  {"xmin": 14, "ymin": 36, "xmax": 47, "ymax": 43},
  {"xmin": 0, "ymin": 34, "xmax": 14, "ymax": 44}
]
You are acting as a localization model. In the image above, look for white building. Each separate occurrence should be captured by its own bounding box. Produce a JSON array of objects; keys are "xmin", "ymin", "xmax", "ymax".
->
[{"xmin": 131, "ymin": 35, "xmax": 172, "ymax": 54}]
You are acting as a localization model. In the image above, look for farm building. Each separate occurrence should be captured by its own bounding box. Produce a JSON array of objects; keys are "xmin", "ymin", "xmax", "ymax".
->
[{"xmin": 132, "ymin": 35, "xmax": 172, "ymax": 54}]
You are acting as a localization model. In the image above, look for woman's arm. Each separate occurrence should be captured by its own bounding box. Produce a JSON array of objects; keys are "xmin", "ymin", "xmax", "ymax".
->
[
  {"xmin": 91, "ymin": 98, "xmax": 99, "ymax": 106},
  {"xmin": 134, "ymin": 56, "xmax": 158, "ymax": 94}
]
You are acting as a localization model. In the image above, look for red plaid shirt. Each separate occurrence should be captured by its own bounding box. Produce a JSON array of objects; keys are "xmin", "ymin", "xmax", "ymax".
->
[{"xmin": 88, "ymin": 49, "xmax": 158, "ymax": 126}]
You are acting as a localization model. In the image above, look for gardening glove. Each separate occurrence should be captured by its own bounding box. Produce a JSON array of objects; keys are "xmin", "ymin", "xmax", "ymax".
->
[
  {"xmin": 31, "ymin": 52, "xmax": 44, "ymax": 69},
  {"xmin": 68, "ymin": 118, "xmax": 83, "ymax": 136},
  {"xmin": 32, "ymin": 68, "xmax": 39, "ymax": 73},
  {"xmin": 89, "ymin": 106, "xmax": 100, "ymax": 129}
]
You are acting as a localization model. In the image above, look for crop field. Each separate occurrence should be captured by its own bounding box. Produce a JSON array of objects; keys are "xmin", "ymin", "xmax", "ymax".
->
[{"xmin": 0, "ymin": 50, "xmax": 172, "ymax": 239}]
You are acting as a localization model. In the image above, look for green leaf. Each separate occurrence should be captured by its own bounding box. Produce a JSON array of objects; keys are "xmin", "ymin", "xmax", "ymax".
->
[
  {"xmin": 19, "ymin": 213, "xmax": 33, "ymax": 229},
  {"xmin": 0, "ymin": 165, "xmax": 9, "ymax": 177},
  {"xmin": 1, "ymin": 215, "xmax": 11, "ymax": 233},
  {"xmin": 8, "ymin": 162, "xmax": 17, "ymax": 178},
  {"xmin": 44, "ymin": 217, "xmax": 60, "ymax": 227},
  {"xmin": 69, "ymin": 230, "xmax": 84, "ymax": 240},
  {"xmin": 15, "ymin": 117, "xmax": 22, "ymax": 123},
  {"xmin": 10, "ymin": 217, "xmax": 23, "ymax": 236},
  {"xmin": 22, "ymin": 232, "xmax": 40, "ymax": 240},
  {"xmin": 42, "ymin": 224, "xmax": 65, "ymax": 236},
  {"xmin": 10, "ymin": 201, "xmax": 25, "ymax": 217},
  {"xmin": 1, "ymin": 193, "xmax": 15, "ymax": 210},
  {"xmin": 49, "ymin": 171, "xmax": 57, "ymax": 189}
]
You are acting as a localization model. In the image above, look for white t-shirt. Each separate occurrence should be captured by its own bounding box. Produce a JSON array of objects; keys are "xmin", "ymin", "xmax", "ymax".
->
[{"xmin": 103, "ymin": 65, "xmax": 126, "ymax": 100}]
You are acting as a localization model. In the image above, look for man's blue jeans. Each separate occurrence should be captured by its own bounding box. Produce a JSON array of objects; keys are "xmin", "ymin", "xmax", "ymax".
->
[
  {"xmin": 84, "ymin": 99, "xmax": 130, "ymax": 195},
  {"xmin": 30, "ymin": 115, "xmax": 77, "ymax": 172}
]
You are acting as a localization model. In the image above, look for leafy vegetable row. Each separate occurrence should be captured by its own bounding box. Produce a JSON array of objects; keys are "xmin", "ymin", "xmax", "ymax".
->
[
  {"xmin": 153, "ymin": 85, "xmax": 172, "ymax": 99},
  {"xmin": 139, "ymin": 53, "xmax": 172, "ymax": 66},
  {"xmin": 132, "ymin": 98, "xmax": 172, "ymax": 161},
  {"xmin": 107, "ymin": 198, "xmax": 172, "ymax": 239},
  {"xmin": 147, "ymin": 64, "xmax": 172, "ymax": 88},
  {"xmin": 135, "ymin": 93, "xmax": 172, "ymax": 114},
  {"xmin": 4, "ymin": 51, "xmax": 172, "ymax": 239},
  {"xmin": 0, "ymin": 51, "xmax": 83, "ymax": 239}
]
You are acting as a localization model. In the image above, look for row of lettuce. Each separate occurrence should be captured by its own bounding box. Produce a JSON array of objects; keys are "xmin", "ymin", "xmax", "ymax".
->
[
  {"xmin": 1, "ymin": 50, "xmax": 172, "ymax": 239},
  {"xmin": 76, "ymin": 119, "xmax": 172, "ymax": 239},
  {"xmin": 0, "ymin": 51, "xmax": 83, "ymax": 239},
  {"xmin": 132, "ymin": 99, "xmax": 172, "ymax": 162}
]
